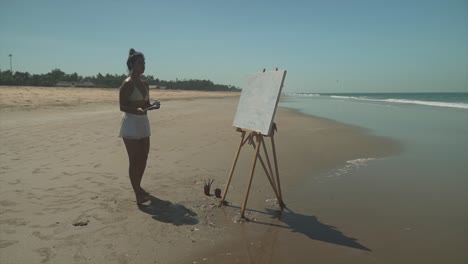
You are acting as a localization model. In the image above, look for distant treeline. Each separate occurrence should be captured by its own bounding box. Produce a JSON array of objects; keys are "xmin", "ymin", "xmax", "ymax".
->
[{"xmin": 0, "ymin": 69, "xmax": 241, "ymax": 91}]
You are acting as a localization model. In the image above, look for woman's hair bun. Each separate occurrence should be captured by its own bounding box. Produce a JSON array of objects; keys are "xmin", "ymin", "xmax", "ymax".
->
[{"xmin": 129, "ymin": 48, "xmax": 136, "ymax": 56}]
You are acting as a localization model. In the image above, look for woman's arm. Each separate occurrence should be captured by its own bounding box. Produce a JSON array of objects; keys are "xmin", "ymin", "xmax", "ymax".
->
[
  {"xmin": 142, "ymin": 81, "xmax": 152, "ymax": 109},
  {"xmin": 143, "ymin": 82, "xmax": 161, "ymax": 110}
]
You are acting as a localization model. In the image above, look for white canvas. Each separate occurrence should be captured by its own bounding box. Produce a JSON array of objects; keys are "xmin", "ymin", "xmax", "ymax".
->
[{"xmin": 233, "ymin": 70, "xmax": 287, "ymax": 135}]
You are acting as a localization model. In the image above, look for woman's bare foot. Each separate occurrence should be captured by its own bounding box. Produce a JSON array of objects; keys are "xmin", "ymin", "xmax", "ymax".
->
[{"xmin": 135, "ymin": 191, "xmax": 150, "ymax": 204}]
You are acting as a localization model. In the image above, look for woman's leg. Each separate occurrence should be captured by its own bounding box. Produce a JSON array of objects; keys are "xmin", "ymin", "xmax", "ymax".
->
[
  {"xmin": 136, "ymin": 137, "xmax": 150, "ymax": 193},
  {"xmin": 123, "ymin": 137, "xmax": 150, "ymax": 203}
]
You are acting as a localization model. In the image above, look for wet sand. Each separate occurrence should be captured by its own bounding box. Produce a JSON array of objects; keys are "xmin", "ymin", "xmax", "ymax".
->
[{"xmin": 0, "ymin": 86, "xmax": 399, "ymax": 263}]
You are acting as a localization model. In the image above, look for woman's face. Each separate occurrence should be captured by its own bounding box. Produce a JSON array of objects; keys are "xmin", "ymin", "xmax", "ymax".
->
[{"xmin": 133, "ymin": 57, "xmax": 145, "ymax": 75}]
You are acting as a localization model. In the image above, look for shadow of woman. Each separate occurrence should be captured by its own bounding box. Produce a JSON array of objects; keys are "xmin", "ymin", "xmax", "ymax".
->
[
  {"xmin": 138, "ymin": 194, "xmax": 198, "ymax": 226},
  {"xmin": 263, "ymin": 207, "xmax": 371, "ymax": 251}
]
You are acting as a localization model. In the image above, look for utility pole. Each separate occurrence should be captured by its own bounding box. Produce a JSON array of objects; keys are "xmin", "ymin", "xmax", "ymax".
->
[{"xmin": 8, "ymin": 54, "xmax": 13, "ymax": 72}]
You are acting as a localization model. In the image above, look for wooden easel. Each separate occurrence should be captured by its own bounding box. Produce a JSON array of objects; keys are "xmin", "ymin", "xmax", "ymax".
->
[{"xmin": 220, "ymin": 123, "xmax": 285, "ymax": 218}]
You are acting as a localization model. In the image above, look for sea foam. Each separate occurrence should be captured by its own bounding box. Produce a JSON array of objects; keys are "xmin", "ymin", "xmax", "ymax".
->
[{"xmin": 290, "ymin": 93, "xmax": 468, "ymax": 110}]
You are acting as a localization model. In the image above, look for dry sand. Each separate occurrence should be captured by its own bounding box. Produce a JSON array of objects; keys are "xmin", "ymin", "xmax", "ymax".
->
[
  {"xmin": 0, "ymin": 86, "xmax": 398, "ymax": 263},
  {"xmin": 0, "ymin": 86, "xmax": 239, "ymax": 111}
]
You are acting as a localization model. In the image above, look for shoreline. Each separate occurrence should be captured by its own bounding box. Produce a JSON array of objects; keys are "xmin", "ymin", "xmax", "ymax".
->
[{"xmin": 0, "ymin": 86, "xmax": 399, "ymax": 263}]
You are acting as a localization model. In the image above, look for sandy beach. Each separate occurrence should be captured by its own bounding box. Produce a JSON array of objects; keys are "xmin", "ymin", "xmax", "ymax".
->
[{"xmin": 0, "ymin": 86, "xmax": 399, "ymax": 263}]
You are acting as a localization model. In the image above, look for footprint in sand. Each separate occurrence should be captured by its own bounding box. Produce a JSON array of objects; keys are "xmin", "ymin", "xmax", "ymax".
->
[
  {"xmin": 36, "ymin": 247, "xmax": 55, "ymax": 264},
  {"xmin": 8, "ymin": 179, "xmax": 21, "ymax": 185},
  {"xmin": 0, "ymin": 218, "xmax": 29, "ymax": 226},
  {"xmin": 0, "ymin": 200, "xmax": 16, "ymax": 206},
  {"xmin": 32, "ymin": 231, "xmax": 52, "ymax": 240},
  {"xmin": 0, "ymin": 240, "xmax": 18, "ymax": 248}
]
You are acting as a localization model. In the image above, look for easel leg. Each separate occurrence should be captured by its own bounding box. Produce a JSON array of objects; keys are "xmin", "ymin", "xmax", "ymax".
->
[
  {"xmin": 250, "ymin": 141, "xmax": 280, "ymax": 201},
  {"xmin": 260, "ymin": 139, "xmax": 280, "ymax": 198},
  {"xmin": 271, "ymin": 135, "xmax": 285, "ymax": 208},
  {"xmin": 220, "ymin": 132, "xmax": 247, "ymax": 204},
  {"xmin": 240, "ymin": 134, "xmax": 263, "ymax": 218}
]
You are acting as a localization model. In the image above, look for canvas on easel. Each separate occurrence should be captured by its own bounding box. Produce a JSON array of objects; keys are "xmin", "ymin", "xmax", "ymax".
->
[
  {"xmin": 221, "ymin": 68, "xmax": 287, "ymax": 219},
  {"xmin": 233, "ymin": 69, "xmax": 287, "ymax": 135}
]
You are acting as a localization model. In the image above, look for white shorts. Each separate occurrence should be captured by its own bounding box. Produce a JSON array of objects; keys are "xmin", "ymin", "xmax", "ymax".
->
[{"xmin": 119, "ymin": 113, "xmax": 151, "ymax": 139}]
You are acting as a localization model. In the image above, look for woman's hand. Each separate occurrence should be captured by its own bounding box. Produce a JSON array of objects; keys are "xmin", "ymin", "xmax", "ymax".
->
[
  {"xmin": 147, "ymin": 100, "xmax": 161, "ymax": 110},
  {"xmin": 137, "ymin": 107, "xmax": 145, "ymax": 113}
]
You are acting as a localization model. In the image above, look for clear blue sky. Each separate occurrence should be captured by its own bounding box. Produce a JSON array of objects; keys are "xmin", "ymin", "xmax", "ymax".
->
[{"xmin": 1, "ymin": 0, "xmax": 467, "ymax": 92}]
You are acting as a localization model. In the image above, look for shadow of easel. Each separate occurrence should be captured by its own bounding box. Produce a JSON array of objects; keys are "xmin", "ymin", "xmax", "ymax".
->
[{"xmin": 226, "ymin": 205, "xmax": 371, "ymax": 251}]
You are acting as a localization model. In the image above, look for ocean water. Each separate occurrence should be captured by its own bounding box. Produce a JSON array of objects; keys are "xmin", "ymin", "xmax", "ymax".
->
[
  {"xmin": 289, "ymin": 92, "xmax": 468, "ymax": 109},
  {"xmin": 280, "ymin": 92, "xmax": 468, "ymax": 160},
  {"xmin": 278, "ymin": 92, "xmax": 468, "ymax": 261}
]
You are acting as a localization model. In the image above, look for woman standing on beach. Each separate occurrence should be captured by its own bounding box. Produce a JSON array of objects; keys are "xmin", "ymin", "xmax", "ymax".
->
[{"xmin": 119, "ymin": 48, "xmax": 160, "ymax": 204}]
